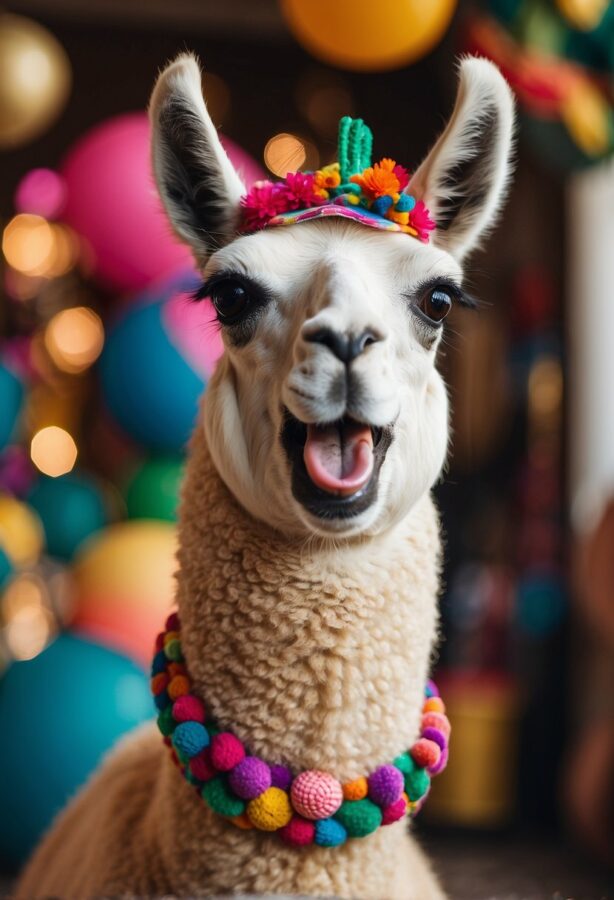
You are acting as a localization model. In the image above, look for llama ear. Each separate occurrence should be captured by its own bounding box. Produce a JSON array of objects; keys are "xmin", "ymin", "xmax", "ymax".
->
[
  {"xmin": 149, "ymin": 53, "xmax": 246, "ymax": 262},
  {"xmin": 409, "ymin": 57, "xmax": 515, "ymax": 261}
]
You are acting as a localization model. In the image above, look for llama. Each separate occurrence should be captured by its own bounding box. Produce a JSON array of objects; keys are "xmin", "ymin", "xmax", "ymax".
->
[{"xmin": 16, "ymin": 54, "xmax": 514, "ymax": 900}]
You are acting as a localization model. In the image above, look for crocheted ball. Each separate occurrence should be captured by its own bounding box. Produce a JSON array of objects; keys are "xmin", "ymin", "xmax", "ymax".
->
[
  {"xmin": 210, "ymin": 732, "xmax": 245, "ymax": 772},
  {"xmin": 279, "ymin": 815, "xmax": 315, "ymax": 847},
  {"xmin": 229, "ymin": 756, "xmax": 271, "ymax": 800},
  {"xmin": 154, "ymin": 691, "xmax": 170, "ymax": 711},
  {"xmin": 165, "ymin": 611, "xmax": 180, "ymax": 631},
  {"xmin": 342, "ymin": 777, "xmax": 368, "ymax": 801},
  {"xmin": 230, "ymin": 812, "xmax": 254, "ymax": 830},
  {"xmin": 151, "ymin": 649, "xmax": 166, "ymax": 675},
  {"xmin": 172, "ymin": 721, "xmax": 209, "ymax": 759},
  {"xmin": 404, "ymin": 767, "xmax": 430, "ymax": 802},
  {"xmin": 150, "ymin": 673, "xmax": 168, "ymax": 696},
  {"xmin": 164, "ymin": 637, "xmax": 183, "ymax": 662},
  {"xmin": 421, "ymin": 726, "xmax": 447, "ymax": 752},
  {"xmin": 190, "ymin": 748, "xmax": 216, "ymax": 782},
  {"xmin": 410, "ymin": 738, "xmax": 441, "ymax": 770},
  {"xmin": 423, "ymin": 696, "xmax": 445, "ymax": 715},
  {"xmin": 202, "ymin": 775, "xmax": 246, "ymax": 818},
  {"xmin": 381, "ymin": 796, "xmax": 408, "ymax": 826},
  {"xmin": 428, "ymin": 746, "xmax": 448, "ymax": 776},
  {"xmin": 247, "ymin": 787, "xmax": 293, "ymax": 831},
  {"xmin": 157, "ymin": 706, "xmax": 175, "ymax": 737},
  {"xmin": 314, "ymin": 817, "xmax": 347, "ymax": 848},
  {"xmin": 392, "ymin": 751, "xmax": 414, "ymax": 776},
  {"xmin": 290, "ymin": 770, "xmax": 343, "ymax": 820},
  {"xmin": 334, "ymin": 798, "xmax": 382, "ymax": 838},
  {"xmin": 167, "ymin": 675, "xmax": 190, "ymax": 700},
  {"xmin": 270, "ymin": 764, "xmax": 293, "ymax": 791},
  {"xmin": 421, "ymin": 711, "xmax": 451, "ymax": 739},
  {"xmin": 367, "ymin": 765, "xmax": 404, "ymax": 807},
  {"xmin": 172, "ymin": 694, "xmax": 205, "ymax": 724},
  {"xmin": 155, "ymin": 632, "xmax": 164, "ymax": 652},
  {"xmin": 168, "ymin": 662, "xmax": 187, "ymax": 679}
]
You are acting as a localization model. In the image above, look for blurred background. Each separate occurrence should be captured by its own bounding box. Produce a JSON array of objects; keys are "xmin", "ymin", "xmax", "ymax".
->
[{"xmin": 0, "ymin": 0, "xmax": 612, "ymax": 896}]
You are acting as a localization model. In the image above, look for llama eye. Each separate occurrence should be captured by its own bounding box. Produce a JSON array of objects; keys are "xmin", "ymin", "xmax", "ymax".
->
[
  {"xmin": 210, "ymin": 280, "xmax": 251, "ymax": 324},
  {"xmin": 417, "ymin": 287, "xmax": 453, "ymax": 324}
]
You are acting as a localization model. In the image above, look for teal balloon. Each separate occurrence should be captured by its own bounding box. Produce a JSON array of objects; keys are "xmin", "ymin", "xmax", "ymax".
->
[
  {"xmin": 27, "ymin": 472, "xmax": 110, "ymax": 561},
  {"xmin": 0, "ymin": 633, "xmax": 152, "ymax": 867},
  {"xmin": 0, "ymin": 363, "xmax": 23, "ymax": 451},
  {"xmin": 124, "ymin": 457, "xmax": 184, "ymax": 522}
]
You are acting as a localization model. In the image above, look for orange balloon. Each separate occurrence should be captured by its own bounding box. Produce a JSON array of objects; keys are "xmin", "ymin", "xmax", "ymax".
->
[{"xmin": 280, "ymin": 0, "xmax": 457, "ymax": 72}]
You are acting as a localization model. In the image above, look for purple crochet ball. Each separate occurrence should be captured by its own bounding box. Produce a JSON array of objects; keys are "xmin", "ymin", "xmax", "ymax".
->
[
  {"xmin": 421, "ymin": 726, "xmax": 447, "ymax": 752},
  {"xmin": 228, "ymin": 756, "xmax": 271, "ymax": 800},
  {"xmin": 428, "ymin": 746, "xmax": 448, "ymax": 776},
  {"xmin": 269, "ymin": 764, "xmax": 293, "ymax": 791},
  {"xmin": 368, "ymin": 764, "xmax": 404, "ymax": 807}
]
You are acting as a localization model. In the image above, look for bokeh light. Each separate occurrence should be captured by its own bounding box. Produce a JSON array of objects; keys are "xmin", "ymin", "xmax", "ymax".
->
[
  {"xmin": 14, "ymin": 168, "xmax": 67, "ymax": 219},
  {"xmin": 296, "ymin": 71, "xmax": 354, "ymax": 139},
  {"xmin": 44, "ymin": 306, "xmax": 104, "ymax": 374},
  {"xmin": 2, "ymin": 213, "xmax": 55, "ymax": 275},
  {"xmin": 203, "ymin": 72, "xmax": 231, "ymax": 127},
  {"xmin": 30, "ymin": 425, "xmax": 78, "ymax": 477},
  {"xmin": 264, "ymin": 132, "xmax": 319, "ymax": 176},
  {"xmin": 2, "ymin": 572, "xmax": 55, "ymax": 661}
]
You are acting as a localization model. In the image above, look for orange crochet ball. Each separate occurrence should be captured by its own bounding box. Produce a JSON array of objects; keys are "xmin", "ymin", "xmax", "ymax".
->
[
  {"xmin": 342, "ymin": 777, "xmax": 368, "ymax": 801},
  {"xmin": 247, "ymin": 787, "xmax": 293, "ymax": 831},
  {"xmin": 230, "ymin": 812, "xmax": 254, "ymax": 830},
  {"xmin": 410, "ymin": 738, "xmax": 441, "ymax": 769},
  {"xmin": 167, "ymin": 675, "xmax": 190, "ymax": 700},
  {"xmin": 150, "ymin": 673, "xmax": 168, "ymax": 696},
  {"xmin": 423, "ymin": 696, "xmax": 445, "ymax": 715}
]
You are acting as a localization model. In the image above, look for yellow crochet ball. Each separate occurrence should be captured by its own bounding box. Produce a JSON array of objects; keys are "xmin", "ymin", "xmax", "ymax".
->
[
  {"xmin": 247, "ymin": 787, "xmax": 292, "ymax": 831},
  {"xmin": 342, "ymin": 777, "xmax": 368, "ymax": 801}
]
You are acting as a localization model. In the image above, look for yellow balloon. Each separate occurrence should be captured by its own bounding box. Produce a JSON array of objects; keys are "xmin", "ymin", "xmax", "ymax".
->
[
  {"xmin": 0, "ymin": 13, "xmax": 71, "ymax": 149},
  {"xmin": 280, "ymin": 0, "xmax": 457, "ymax": 72},
  {"xmin": 0, "ymin": 494, "xmax": 45, "ymax": 567},
  {"xmin": 72, "ymin": 520, "xmax": 177, "ymax": 607}
]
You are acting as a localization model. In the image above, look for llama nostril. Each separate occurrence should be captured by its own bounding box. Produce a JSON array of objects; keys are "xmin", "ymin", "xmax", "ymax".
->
[{"xmin": 306, "ymin": 327, "xmax": 382, "ymax": 364}]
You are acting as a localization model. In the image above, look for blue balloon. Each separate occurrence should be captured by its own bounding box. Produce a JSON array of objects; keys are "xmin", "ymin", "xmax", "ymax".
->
[
  {"xmin": 0, "ymin": 363, "xmax": 23, "ymax": 451},
  {"xmin": 27, "ymin": 472, "xmax": 110, "ymax": 561},
  {"xmin": 99, "ymin": 273, "xmax": 207, "ymax": 452},
  {"xmin": 0, "ymin": 633, "xmax": 152, "ymax": 866}
]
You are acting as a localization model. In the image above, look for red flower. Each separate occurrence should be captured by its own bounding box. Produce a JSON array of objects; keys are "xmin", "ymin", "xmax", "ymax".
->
[
  {"xmin": 240, "ymin": 181, "xmax": 290, "ymax": 231},
  {"xmin": 392, "ymin": 164, "xmax": 410, "ymax": 192},
  {"xmin": 408, "ymin": 200, "xmax": 436, "ymax": 242},
  {"xmin": 284, "ymin": 172, "xmax": 325, "ymax": 209}
]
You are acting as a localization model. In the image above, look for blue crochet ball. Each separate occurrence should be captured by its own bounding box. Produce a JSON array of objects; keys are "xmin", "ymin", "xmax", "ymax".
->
[
  {"xmin": 172, "ymin": 721, "xmax": 210, "ymax": 758},
  {"xmin": 314, "ymin": 817, "xmax": 347, "ymax": 848},
  {"xmin": 0, "ymin": 633, "xmax": 151, "ymax": 867}
]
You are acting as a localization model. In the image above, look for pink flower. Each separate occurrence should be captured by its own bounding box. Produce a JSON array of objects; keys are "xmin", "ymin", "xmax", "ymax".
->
[
  {"xmin": 408, "ymin": 200, "xmax": 436, "ymax": 242},
  {"xmin": 284, "ymin": 172, "xmax": 325, "ymax": 209},
  {"xmin": 392, "ymin": 164, "xmax": 410, "ymax": 192},
  {"xmin": 240, "ymin": 180, "xmax": 291, "ymax": 231}
]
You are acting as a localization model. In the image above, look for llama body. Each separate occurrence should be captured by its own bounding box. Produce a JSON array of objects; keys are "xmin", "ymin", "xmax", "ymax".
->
[
  {"xmin": 17, "ymin": 433, "xmax": 443, "ymax": 899},
  {"xmin": 16, "ymin": 53, "xmax": 514, "ymax": 899}
]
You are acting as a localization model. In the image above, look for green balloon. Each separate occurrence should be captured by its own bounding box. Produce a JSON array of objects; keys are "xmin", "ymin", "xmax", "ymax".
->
[{"xmin": 123, "ymin": 457, "xmax": 184, "ymax": 522}]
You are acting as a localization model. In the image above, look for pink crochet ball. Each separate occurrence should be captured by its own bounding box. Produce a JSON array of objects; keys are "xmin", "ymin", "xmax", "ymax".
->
[
  {"xmin": 428, "ymin": 746, "xmax": 448, "ymax": 776},
  {"xmin": 279, "ymin": 815, "xmax": 316, "ymax": 847},
  {"xmin": 381, "ymin": 796, "xmax": 408, "ymax": 826},
  {"xmin": 421, "ymin": 711, "xmax": 451, "ymax": 739},
  {"xmin": 172, "ymin": 694, "xmax": 205, "ymax": 724},
  {"xmin": 367, "ymin": 765, "xmax": 404, "ymax": 808},
  {"xmin": 290, "ymin": 770, "xmax": 343, "ymax": 821},
  {"xmin": 190, "ymin": 748, "xmax": 216, "ymax": 782},
  {"xmin": 228, "ymin": 756, "xmax": 271, "ymax": 800},
  {"xmin": 210, "ymin": 732, "xmax": 245, "ymax": 771},
  {"xmin": 410, "ymin": 738, "xmax": 441, "ymax": 770}
]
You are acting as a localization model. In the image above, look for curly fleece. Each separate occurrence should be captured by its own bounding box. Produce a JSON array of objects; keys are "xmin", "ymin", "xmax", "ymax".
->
[{"xmin": 15, "ymin": 423, "xmax": 446, "ymax": 899}]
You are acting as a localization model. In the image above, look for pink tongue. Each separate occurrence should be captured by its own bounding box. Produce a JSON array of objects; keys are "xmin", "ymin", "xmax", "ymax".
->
[{"xmin": 304, "ymin": 421, "xmax": 374, "ymax": 496}]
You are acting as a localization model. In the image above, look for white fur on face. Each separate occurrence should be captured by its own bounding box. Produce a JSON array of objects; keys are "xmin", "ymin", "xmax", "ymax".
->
[{"xmin": 203, "ymin": 220, "xmax": 460, "ymax": 539}]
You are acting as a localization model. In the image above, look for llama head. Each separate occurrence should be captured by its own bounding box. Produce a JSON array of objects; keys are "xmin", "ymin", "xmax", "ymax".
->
[{"xmin": 150, "ymin": 54, "xmax": 514, "ymax": 539}]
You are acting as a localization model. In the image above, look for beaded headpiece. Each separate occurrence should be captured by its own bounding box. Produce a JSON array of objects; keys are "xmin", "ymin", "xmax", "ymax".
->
[
  {"xmin": 240, "ymin": 116, "xmax": 436, "ymax": 243},
  {"xmin": 152, "ymin": 613, "xmax": 450, "ymax": 848}
]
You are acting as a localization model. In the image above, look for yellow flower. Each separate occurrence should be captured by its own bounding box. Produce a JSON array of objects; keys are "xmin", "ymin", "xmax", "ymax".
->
[{"xmin": 314, "ymin": 163, "xmax": 341, "ymax": 192}]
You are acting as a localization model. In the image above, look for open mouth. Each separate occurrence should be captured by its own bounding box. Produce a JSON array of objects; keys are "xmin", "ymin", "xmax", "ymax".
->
[{"xmin": 280, "ymin": 411, "xmax": 393, "ymax": 520}]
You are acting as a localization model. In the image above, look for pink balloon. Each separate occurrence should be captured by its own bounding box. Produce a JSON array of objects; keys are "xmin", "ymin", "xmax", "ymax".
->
[{"xmin": 61, "ymin": 113, "xmax": 264, "ymax": 295}]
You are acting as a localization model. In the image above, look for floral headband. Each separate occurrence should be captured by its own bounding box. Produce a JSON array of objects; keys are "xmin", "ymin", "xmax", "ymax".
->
[{"xmin": 240, "ymin": 116, "xmax": 435, "ymax": 243}]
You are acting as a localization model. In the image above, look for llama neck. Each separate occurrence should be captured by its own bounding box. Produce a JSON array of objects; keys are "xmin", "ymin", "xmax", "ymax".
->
[{"xmin": 175, "ymin": 425, "xmax": 441, "ymax": 780}]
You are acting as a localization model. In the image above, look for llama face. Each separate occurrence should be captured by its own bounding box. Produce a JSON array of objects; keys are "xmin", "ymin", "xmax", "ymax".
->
[
  {"xmin": 199, "ymin": 222, "xmax": 459, "ymax": 536},
  {"xmin": 150, "ymin": 54, "xmax": 514, "ymax": 538}
]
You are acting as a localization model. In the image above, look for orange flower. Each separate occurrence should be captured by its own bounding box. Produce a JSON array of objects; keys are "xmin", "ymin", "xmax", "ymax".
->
[{"xmin": 350, "ymin": 158, "xmax": 400, "ymax": 200}]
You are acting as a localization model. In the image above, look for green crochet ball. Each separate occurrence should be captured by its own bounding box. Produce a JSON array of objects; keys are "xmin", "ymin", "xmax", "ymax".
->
[
  {"xmin": 404, "ymin": 767, "xmax": 430, "ymax": 802},
  {"xmin": 334, "ymin": 798, "xmax": 382, "ymax": 838},
  {"xmin": 393, "ymin": 751, "xmax": 414, "ymax": 776},
  {"xmin": 202, "ymin": 776, "xmax": 246, "ymax": 818},
  {"xmin": 157, "ymin": 706, "xmax": 175, "ymax": 737}
]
